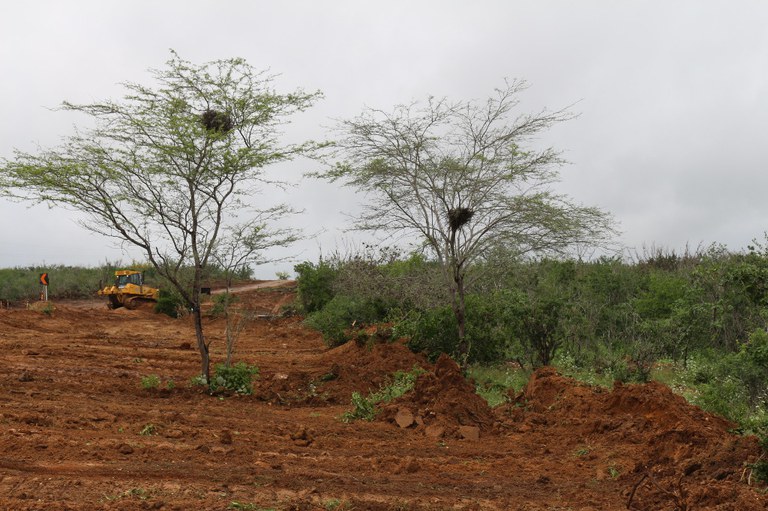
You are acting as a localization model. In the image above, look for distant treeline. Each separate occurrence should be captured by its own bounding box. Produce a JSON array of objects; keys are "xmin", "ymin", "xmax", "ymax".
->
[{"xmin": 0, "ymin": 263, "xmax": 254, "ymax": 302}]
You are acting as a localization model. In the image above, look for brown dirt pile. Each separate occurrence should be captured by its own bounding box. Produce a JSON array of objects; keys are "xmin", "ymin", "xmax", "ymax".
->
[
  {"xmin": 317, "ymin": 339, "xmax": 431, "ymax": 400},
  {"xmin": 507, "ymin": 367, "xmax": 767, "ymax": 510},
  {"xmin": 255, "ymin": 338, "xmax": 430, "ymax": 405},
  {"xmin": 381, "ymin": 354, "xmax": 497, "ymax": 439}
]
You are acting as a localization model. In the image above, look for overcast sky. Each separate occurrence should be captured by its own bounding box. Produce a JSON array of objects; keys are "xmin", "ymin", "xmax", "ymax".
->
[{"xmin": 2, "ymin": 1, "xmax": 768, "ymax": 277}]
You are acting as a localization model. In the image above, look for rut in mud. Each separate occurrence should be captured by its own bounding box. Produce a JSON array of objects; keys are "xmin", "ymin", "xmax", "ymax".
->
[{"xmin": 0, "ymin": 282, "xmax": 766, "ymax": 510}]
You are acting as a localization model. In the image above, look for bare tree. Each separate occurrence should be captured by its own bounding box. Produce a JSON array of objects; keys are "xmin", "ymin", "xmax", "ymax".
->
[
  {"xmin": 321, "ymin": 80, "xmax": 614, "ymax": 363},
  {"xmin": 1, "ymin": 52, "xmax": 320, "ymax": 383}
]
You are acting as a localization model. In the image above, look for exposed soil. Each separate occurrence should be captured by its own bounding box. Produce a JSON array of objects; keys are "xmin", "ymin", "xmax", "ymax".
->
[{"xmin": 1, "ymin": 282, "xmax": 766, "ymax": 510}]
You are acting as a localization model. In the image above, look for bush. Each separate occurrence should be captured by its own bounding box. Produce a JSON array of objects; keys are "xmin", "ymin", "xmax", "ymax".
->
[
  {"xmin": 682, "ymin": 331, "xmax": 768, "ymax": 436},
  {"xmin": 155, "ymin": 289, "xmax": 182, "ymax": 318},
  {"xmin": 304, "ymin": 295, "xmax": 389, "ymax": 347},
  {"xmin": 210, "ymin": 362, "xmax": 259, "ymax": 394},
  {"xmin": 294, "ymin": 260, "xmax": 338, "ymax": 314},
  {"xmin": 396, "ymin": 305, "xmax": 458, "ymax": 361},
  {"xmin": 396, "ymin": 291, "xmax": 520, "ymax": 364},
  {"xmin": 210, "ymin": 292, "xmax": 238, "ymax": 318}
]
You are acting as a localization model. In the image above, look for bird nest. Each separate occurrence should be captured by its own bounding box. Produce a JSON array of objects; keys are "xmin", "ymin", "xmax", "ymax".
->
[
  {"xmin": 200, "ymin": 109, "xmax": 234, "ymax": 133},
  {"xmin": 447, "ymin": 207, "xmax": 474, "ymax": 231}
]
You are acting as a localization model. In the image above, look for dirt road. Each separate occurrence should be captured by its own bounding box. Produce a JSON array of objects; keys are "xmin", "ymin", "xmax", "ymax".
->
[{"xmin": 0, "ymin": 284, "xmax": 765, "ymax": 510}]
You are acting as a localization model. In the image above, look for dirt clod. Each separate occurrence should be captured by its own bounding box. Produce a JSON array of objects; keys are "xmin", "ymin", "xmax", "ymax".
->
[
  {"xmin": 459, "ymin": 425, "xmax": 480, "ymax": 441},
  {"xmin": 395, "ymin": 407, "xmax": 415, "ymax": 428}
]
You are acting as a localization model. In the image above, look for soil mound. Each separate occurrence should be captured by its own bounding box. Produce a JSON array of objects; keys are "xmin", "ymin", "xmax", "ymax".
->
[
  {"xmin": 509, "ymin": 367, "xmax": 766, "ymax": 510},
  {"xmin": 255, "ymin": 339, "xmax": 430, "ymax": 405},
  {"xmin": 381, "ymin": 354, "xmax": 497, "ymax": 439},
  {"xmin": 317, "ymin": 339, "xmax": 431, "ymax": 401}
]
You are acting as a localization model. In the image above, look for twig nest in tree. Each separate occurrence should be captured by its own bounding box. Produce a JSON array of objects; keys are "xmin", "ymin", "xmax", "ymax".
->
[
  {"xmin": 448, "ymin": 207, "xmax": 474, "ymax": 231},
  {"xmin": 200, "ymin": 109, "xmax": 234, "ymax": 133}
]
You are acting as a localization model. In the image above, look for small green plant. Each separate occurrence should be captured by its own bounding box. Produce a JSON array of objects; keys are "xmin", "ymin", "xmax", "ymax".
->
[
  {"xmin": 166, "ymin": 379, "xmax": 175, "ymax": 390},
  {"xmin": 343, "ymin": 392, "xmax": 378, "ymax": 422},
  {"xmin": 318, "ymin": 371, "xmax": 338, "ymax": 382},
  {"xmin": 276, "ymin": 271, "xmax": 290, "ymax": 280},
  {"xmin": 210, "ymin": 362, "xmax": 260, "ymax": 394},
  {"xmin": 574, "ymin": 446, "xmax": 591, "ymax": 457},
  {"xmin": 140, "ymin": 374, "xmax": 161, "ymax": 390},
  {"xmin": 125, "ymin": 488, "xmax": 150, "ymax": 500},
  {"xmin": 608, "ymin": 466, "xmax": 620, "ymax": 479},
  {"xmin": 324, "ymin": 499, "xmax": 351, "ymax": 511},
  {"xmin": 139, "ymin": 423, "xmax": 156, "ymax": 436},
  {"xmin": 342, "ymin": 366, "xmax": 424, "ymax": 422},
  {"xmin": 103, "ymin": 487, "xmax": 151, "ymax": 502},
  {"xmin": 190, "ymin": 374, "xmax": 207, "ymax": 387},
  {"xmin": 228, "ymin": 502, "xmax": 261, "ymax": 511},
  {"xmin": 469, "ymin": 365, "xmax": 530, "ymax": 407}
]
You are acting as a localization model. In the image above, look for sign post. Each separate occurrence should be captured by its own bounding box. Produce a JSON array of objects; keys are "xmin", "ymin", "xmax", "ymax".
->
[{"xmin": 39, "ymin": 273, "xmax": 49, "ymax": 301}]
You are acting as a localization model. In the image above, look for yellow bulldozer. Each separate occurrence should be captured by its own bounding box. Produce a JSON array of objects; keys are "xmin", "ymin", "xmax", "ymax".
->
[{"xmin": 98, "ymin": 270, "xmax": 159, "ymax": 310}]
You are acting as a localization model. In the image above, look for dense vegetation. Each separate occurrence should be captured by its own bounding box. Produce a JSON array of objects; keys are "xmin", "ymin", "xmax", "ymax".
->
[
  {"xmin": 296, "ymin": 243, "xmax": 768, "ymax": 436},
  {"xmin": 0, "ymin": 263, "xmax": 253, "ymax": 303}
]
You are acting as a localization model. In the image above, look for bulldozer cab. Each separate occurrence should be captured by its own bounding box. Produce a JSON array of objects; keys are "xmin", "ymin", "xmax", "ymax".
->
[{"xmin": 116, "ymin": 271, "xmax": 143, "ymax": 289}]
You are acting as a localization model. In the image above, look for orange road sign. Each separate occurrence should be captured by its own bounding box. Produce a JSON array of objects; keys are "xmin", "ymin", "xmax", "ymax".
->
[{"xmin": 40, "ymin": 273, "xmax": 49, "ymax": 286}]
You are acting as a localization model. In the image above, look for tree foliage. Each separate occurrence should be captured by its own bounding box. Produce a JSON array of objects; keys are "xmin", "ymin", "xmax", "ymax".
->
[{"xmin": 1, "ymin": 52, "xmax": 321, "ymax": 382}]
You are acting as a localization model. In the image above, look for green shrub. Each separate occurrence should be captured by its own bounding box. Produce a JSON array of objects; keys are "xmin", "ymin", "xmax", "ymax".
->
[
  {"xmin": 210, "ymin": 292, "xmax": 238, "ymax": 318},
  {"xmin": 737, "ymin": 329, "xmax": 768, "ymax": 408},
  {"xmin": 294, "ymin": 260, "xmax": 338, "ymax": 314},
  {"xmin": 210, "ymin": 362, "xmax": 259, "ymax": 394},
  {"xmin": 155, "ymin": 289, "xmax": 182, "ymax": 318},
  {"xmin": 750, "ymin": 435, "xmax": 768, "ymax": 484},
  {"xmin": 396, "ymin": 291, "xmax": 520, "ymax": 364},
  {"xmin": 305, "ymin": 295, "xmax": 388, "ymax": 347},
  {"xmin": 396, "ymin": 305, "xmax": 458, "ymax": 360},
  {"xmin": 681, "ymin": 333, "xmax": 768, "ymax": 437}
]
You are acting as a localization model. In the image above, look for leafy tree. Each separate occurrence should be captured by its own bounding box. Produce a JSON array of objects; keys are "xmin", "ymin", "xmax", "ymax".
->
[
  {"xmin": 1, "ymin": 52, "xmax": 320, "ymax": 383},
  {"xmin": 321, "ymin": 81, "xmax": 614, "ymax": 362}
]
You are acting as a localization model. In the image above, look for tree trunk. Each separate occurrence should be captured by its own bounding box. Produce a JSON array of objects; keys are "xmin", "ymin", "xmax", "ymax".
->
[
  {"xmin": 193, "ymin": 303, "xmax": 210, "ymax": 383},
  {"xmin": 454, "ymin": 273, "xmax": 468, "ymax": 368}
]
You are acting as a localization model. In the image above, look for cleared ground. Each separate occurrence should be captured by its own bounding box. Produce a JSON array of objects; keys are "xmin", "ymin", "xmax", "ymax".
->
[{"xmin": 0, "ymin": 282, "xmax": 766, "ymax": 510}]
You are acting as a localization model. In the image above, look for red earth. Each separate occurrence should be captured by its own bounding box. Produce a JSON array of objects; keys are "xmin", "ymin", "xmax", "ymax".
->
[{"xmin": 1, "ymin": 282, "xmax": 766, "ymax": 510}]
